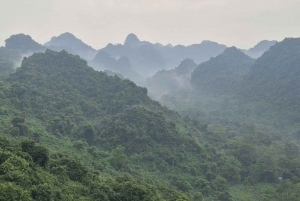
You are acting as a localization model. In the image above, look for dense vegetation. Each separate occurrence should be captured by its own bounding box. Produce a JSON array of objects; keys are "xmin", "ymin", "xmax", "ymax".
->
[
  {"xmin": 0, "ymin": 49, "xmax": 236, "ymax": 200},
  {"xmin": 1, "ymin": 33, "xmax": 300, "ymax": 200},
  {"xmin": 191, "ymin": 47, "xmax": 255, "ymax": 94},
  {"xmin": 152, "ymin": 38, "xmax": 300, "ymax": 200},
  {"xmin": 0, "ymin": 137, "xmax": 188, "ymax": 201},
  {"xmin": 160, "ymin": 38, "xmax": 300, "ymax": 131}
]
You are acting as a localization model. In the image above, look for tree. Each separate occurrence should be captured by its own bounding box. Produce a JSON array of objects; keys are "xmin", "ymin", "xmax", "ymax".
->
[{"xmin": 21, "ymin": 140, "xmax": 49, "ymax": 167}]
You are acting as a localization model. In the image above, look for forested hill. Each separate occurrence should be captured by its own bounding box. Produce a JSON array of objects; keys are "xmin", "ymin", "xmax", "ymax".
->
[
  {"xmin": 7, "ymin": 49, "xmax": 153, "ymax": 119},
  {"xmin": 0, "ymin": 49, "xmax": 240, "ymax": 200},
  {"xmin": 191, "ymin": 47, "xmax": 255, "ymax": 94},
  {"xmin": 240, "ymin": 38, "xmax": 300, "ymax": 109}
]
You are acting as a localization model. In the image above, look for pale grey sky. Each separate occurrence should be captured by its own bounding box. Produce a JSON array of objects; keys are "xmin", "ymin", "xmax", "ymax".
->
[{"xmin": 1, "ymin": 0, "xmax": 300, "ymax": 49}]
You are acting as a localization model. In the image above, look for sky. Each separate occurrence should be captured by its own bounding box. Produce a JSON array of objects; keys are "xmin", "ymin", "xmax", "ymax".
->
[{"xmin": 1, "ymin": 0, "xmax": 300, "ymax": 49}]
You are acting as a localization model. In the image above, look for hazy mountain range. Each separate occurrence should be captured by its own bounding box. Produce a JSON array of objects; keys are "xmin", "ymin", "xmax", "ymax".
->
[
  {"xmin": 1, "ymin": 32, "xmax": 300, "ymax": 200},
  {"xmin": 0, "ymin": 32, "xmax": 277, "ymax": 82}
]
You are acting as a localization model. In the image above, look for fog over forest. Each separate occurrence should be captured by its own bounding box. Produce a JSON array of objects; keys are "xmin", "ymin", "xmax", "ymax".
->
[{"xmin": 1, "ymin": 1, "xmax": 300, "ymax": 201}]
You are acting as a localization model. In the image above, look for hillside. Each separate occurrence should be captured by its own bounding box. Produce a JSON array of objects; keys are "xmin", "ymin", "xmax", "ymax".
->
[
  {"xmin": 146, "ymin": 58, "xmax": 197, "ymax": 99},
  {"xmin": 1, "ymin": 38, "xmax": 300, "ymax": 201},
  {"xmin": 0, "ymin": 49, "xmax": 239, "ymax": 200},
  {"xmin": 0, "ymin": 137, "xmax": 176, "ymax": 200},
  {"xmin": 191, "ymin": 47, "xmax": 255, "ymax": 94},
  {"xmin": 240, "ymin": 38, "xmax": 300, "ymax": 112}
]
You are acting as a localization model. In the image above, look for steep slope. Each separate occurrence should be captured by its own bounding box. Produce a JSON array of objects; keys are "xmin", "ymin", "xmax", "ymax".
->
[
  {"xmin": 146, "ymin": 59, "xmax": 197, "ymax": 99},
  {"xmin": 0, "ymin": 49, "xmax": 235, "ymax": 200},
  {"xmin": 44, "ymin": 32, "xmax": 97, "ymax": 60},
  {"xmin": 245, "ymin": 40, "xmax": 277, "ymax": 58},
  {"xmin": 191, "ymin": 47, "xmax": 255, "ymax": 94},
  {"xmin": 240, "ymin": 38, "xmax": 300, "ymax": 109},
  {"xmin": 7, "ymin": 50, "xmax": 152, "ymax": 121}
]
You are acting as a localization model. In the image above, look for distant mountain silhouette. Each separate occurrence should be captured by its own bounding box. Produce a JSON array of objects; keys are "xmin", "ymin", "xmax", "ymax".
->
[
  {"xmin": 0, "ymin": 34, "xmax": 44, "ymax": 74},
  {"xmin": 90, "ymin": 51, "xmax": 142, "ymax": 84},
  {"xmin": 5, "ymin": 34, "xmax": 45, "ymax": 55},
  {"xmin": 100, "ymin": 35, "xmax": 166, "ymax": 76},
  {"xmin": 44, "ymin": 32, "xmax": 97, "ymax": 60},
  {"xmin": 99, "ymin": 33, "xmax": 227, "ymax": 77},
  {"xmin": 153, "ymin": 40, "xmax": 227, "ymax": 69},
  {"xmin": 244, "ymin": 40, "xmax": 277, "ymax": 58},
  {"xmin": 191, "ymin": 47, "xmax": 255, "ymax": 94},
  {"xmin": 124, "ymin": 33, "xmax": 142, "ymax": 48}
]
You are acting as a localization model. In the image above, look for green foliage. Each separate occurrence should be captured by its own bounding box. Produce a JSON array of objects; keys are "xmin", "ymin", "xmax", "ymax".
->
[
  {"xmin": 111, "ymin": 146, "xmax": 128, "ymax": 169},
  {"xmin": 0, "ymin": 182, "xmax": 32, "ymax": 201},
  {"xmin": 0, "ymin": 138, "xmax": 178, "ymax": 200},
  {"xmin": 21, "ymin": 140, "xmax": 49, "ymax": 167},
  {"xmin": 0, "ymin": 45, "xmax": 298, "ymax": 201},
  {"xmin": 191, "ymin": 47, "xmax": 254, "ymax": 94},
  {"xmin": 11, "ymin": 117, "xmax": 28, "ymax": 136}
]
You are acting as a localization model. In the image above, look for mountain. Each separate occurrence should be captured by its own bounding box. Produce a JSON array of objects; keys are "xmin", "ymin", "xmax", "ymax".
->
[
  {"xmin": 5, "ymin": 34, "xmax": 45, "ymax": 55},
  {"xmin": 100, "ymin": 34, "xmax": 226, "ymax": 77},
  {"xmin": 153, "ymin": 40, "xmax": 227, "ymax": 69},
  {"xmin": 124, "ymin": 33, "xmax": 142, "ymax": 48},
  {"xmin": 146, "ymin": 58, "xmax": 197, "ymax": 99},
  {"xmin": 240, "ymin": 38, "xmax": 300, "ymax": 110},
  {"xmin": 175, "ymin": 58, "xmax": 198, "ymax": 75},
  {"xmin": 1, "ymin": 36, "xmax": 300, "ymax": 200},
  {"xmin": 0, "ymin": 49, "xmax": 236, "ymax": 200},
  {"xmin": 89, "ymin": 50, "xmax": 142, "ymax": 84},
  {"xmin": 0, "ymin": 34, "xmax": 44, "ymax": 75},
  {"xmin": 245, "ymin": 40, "xmax": 277, "ymax": 58},
  {"xmin": 44, "ymin": 32, "xmax": 97, "ymax": 60},
  {"xmin": 99, "ymin": 36, "xmax": 166, "ymax": 76},
  {"xmin": 191, "ymin": 47, "xmax": 255, "ymax": 94}
]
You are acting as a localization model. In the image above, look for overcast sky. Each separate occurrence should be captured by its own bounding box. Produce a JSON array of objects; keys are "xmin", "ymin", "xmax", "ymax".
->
[{"xmin": 1, "ymin": 0, "xmax": 300, "ymax": 49}]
